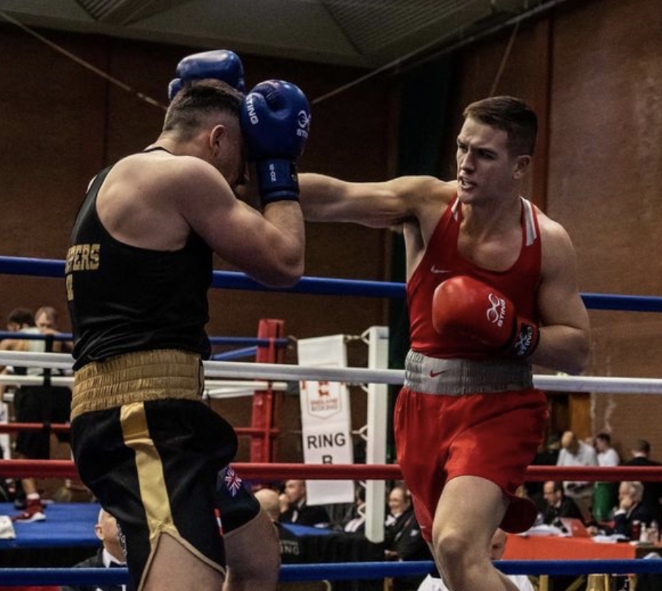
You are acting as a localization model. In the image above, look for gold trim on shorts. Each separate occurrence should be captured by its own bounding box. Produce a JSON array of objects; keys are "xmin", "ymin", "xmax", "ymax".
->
[{"xmin": 71, "ymin": 349, "xmax": 203, "ymax": 420}]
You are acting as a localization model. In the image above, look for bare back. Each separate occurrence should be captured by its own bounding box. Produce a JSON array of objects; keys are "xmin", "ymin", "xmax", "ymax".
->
[
  {"xmin": 96, "ymin": 150, "xmax": 205, "ymax": 252},
  {"xmin": 96, "ymin": 149, "xmax": 304, "ymax": 287}
]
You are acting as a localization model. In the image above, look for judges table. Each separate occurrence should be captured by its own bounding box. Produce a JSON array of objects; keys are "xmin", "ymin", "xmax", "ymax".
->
[
  {"xmin": 504, "ymin": 534, "xmax": 662, "ymax": 591},
  {"xmin": 503, "ymin": 533, "xmax": 661, "ymax": 560}
]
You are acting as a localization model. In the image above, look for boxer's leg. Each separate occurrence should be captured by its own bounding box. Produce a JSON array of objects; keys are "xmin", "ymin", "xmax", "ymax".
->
[
  {"xmin": 216, "ymin": 467, "xmax": 280, "ymax": 591},
  {"xmin": 223, "ymin": 510, "xmax": 280, "ymax": 591}
]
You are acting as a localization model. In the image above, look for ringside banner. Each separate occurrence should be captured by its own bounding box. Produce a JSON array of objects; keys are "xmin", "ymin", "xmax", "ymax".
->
[{"xmin": 297, "ymin": 335, "xmax": 354, "ymax": 505}]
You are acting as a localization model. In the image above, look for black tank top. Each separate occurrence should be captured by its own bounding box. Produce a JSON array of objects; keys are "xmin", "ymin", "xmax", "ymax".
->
[{"xmin": 66, "ymin": 156, "xmax": 213, "ymax": 369}]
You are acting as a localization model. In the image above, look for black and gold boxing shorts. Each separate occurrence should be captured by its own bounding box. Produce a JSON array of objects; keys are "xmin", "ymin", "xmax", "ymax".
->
[{"xmin": 70, "ymin": 350, "xmax": 238, "ymax": 591}]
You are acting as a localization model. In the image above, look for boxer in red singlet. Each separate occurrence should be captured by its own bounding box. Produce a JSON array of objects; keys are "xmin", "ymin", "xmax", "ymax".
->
[{"xmin": 299, "ymin": 96, "xmax": 590, "ymax": 591}]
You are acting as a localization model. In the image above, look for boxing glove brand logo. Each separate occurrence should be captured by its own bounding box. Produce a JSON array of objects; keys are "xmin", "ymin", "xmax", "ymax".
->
[
  {"xmin": 297, "ymin": 110, "xmax": 311, "ymax": 139},
  {"xmin": 486, "ymin": 292, "xmax": 506, "ymax": 327},
  {"xmin": 245, "ymin": 95, "xmax": 258, "ymax": 124},
  {"xmin": 514, "ymin": 325, "xmax": 534, "ymax": 357}
]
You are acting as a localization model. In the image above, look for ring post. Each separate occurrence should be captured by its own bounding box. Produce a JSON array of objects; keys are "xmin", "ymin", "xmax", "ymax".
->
[
  {"xmin": 365, "ymin": 326, "xmax": 389, "ymax": 543},
  {"xmin": 250, "ymin": 319, "xmax": 285, "ymax": 463}
]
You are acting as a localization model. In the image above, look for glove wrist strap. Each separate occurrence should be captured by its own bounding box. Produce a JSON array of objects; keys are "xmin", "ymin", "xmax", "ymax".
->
[
  {"xmin": 507, "ymin": 318, "xmax": 540, "ymax": 359},
  {"xmin": 256, "ymin": 159, "xmax": 300, "ymax": 205}
]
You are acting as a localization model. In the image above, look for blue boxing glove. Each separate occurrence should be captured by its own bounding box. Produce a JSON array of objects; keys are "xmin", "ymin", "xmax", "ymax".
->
[
  {"xmin": 240, "ymin": 80, "xmax": 311, "ymax": 205},
  {"xmin": 168, "ymin": 49, "xmax": 246, "ymax": 100}
]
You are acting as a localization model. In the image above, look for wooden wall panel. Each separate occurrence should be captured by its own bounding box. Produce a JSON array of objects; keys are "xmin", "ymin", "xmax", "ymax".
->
[
  {"xmin": 438, "ymin": 17, "xmax": 551, "ymax": 203},
  {"xmin": 547, "ymin": 0, "xmax": 662, "ymax": 459},
  {"xmin": 0, "ymin": 27, "xmax": 108, "ymax": 317}
]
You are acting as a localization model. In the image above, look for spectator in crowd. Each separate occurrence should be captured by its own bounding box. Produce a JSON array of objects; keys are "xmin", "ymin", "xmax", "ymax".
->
[
  {"xmin": 418, "ymin": 529, "xmax": 534, "ymax": 591},
  {"xmin": 34, "ymin": 306, "xmax": 73, "ymax": 352},
  {"xmin": 541, "ymin": 481, "xmax": 585, "ymax": 525},
  {"xmin": 279, "ymin": 480, "xmax": 331, "ymax": 528},
  {"xmin": 612, "ymin": 481, "xmax": 657, "ymax": 538},
  {"xmin": 0, "ymin": 307, "xmax": 72, "ymax": 521},
  {"xmin": 595, "ymin": 433, "xmax": 620, "ymax": 467},
  {"xmin": 385, "ymin": 483, "xmax": 432, "ymax": 591},
  {"xmin": 556, "ymin": 431, "xmax": 598, "ymax": 521},
  {"xmin": 623, "ymin": 439, "xmax": 662, "ymax": 523},
  {"xmin": 593, "ymin": 432, "xmax": 620, "ymax": 520},
  {"xmin": 525, "ymin": 434, "xmax": 561, "ymax": 504},
  {"xmin": 61, "ymin": 508, "xmax": 127, "ymax": 591},
  {"xmin": 254, "ymin": 487, "xmax": 302, "ymax": 564}
]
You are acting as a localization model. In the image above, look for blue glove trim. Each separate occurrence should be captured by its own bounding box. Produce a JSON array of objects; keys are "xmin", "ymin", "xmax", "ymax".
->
[{"xmin": 256, "ymin": 159, "xmax": 300, "ymax": 205}]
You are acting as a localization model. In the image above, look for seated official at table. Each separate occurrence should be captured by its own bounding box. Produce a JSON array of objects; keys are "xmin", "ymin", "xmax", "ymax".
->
[
  {"xmin": 541, "ymin": 480, "xmax": 585, "ymax": 525},
  {"xmin": 385, "ymin": 483, "xmax": 432, "ymax": 591},
  {"xmin": 279, "ymin": 480, "xmax": 332, "ymax": 528},
  {"xmin": 612, "ymin": 481, "xmax": 658, "ymax": 538},
  {"xmin": 61, "ymin": 508, "xmax": 126, "ymax": 591}
]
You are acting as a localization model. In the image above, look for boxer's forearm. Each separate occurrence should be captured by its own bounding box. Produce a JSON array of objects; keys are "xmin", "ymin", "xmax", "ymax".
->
[{"xmin": 530, "ymin": 324, "xmax": 590, "ymax": 375}]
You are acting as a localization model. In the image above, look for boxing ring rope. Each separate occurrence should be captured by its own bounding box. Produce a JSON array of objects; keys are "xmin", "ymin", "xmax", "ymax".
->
[
  {"xmin": 0, "ymin": 372, "xmax": 288, "ymax": 393},
  {"xmin": 0, "ymin": 374, "xmax": 289, "ymax": 412},
  {"xmin": 0, "ymin": 425, "xmax": 279, "ymax": 437},
  {"xmin": 1, "ymin": 350, "xmax": 662, "ymax": 395},
  {"xmin": 2, "ymin": 460, "xmax": 662, "ymax": 482},
  {"xmin": 0, "ymin": 332, "xmax": 285, "ymax": 370},
  {"xmin": 2, "ymin": 254, "xmax": 662, "ymax": 310},
  {"xmin": 1, "ymin": 559, "xmax": 662, "ymax": 586}
]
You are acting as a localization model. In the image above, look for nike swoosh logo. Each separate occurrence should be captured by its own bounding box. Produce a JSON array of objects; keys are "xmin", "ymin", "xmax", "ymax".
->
[
  {"xmin": 430, "ymin": 266, "xmax": 451, "ymax": 274},
  {"xmin": 429, "ymin": 370, "xmax": 447, "ymax": 378}
]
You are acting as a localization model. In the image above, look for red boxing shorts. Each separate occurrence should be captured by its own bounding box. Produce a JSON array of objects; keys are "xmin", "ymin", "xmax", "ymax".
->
[{"xmin": 394, "ymin": 387, "xmax": 547, "ymax": 541}]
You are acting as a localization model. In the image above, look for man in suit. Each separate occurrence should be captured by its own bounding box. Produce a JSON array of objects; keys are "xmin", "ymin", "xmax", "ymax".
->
[
  {"xmin": 62, "ymin": 508, "xmax": 126, "ymax": 591},
  {"xmin": 278, "ymin": 480, "xmax": 331, "ymax": 528},
  {"xmin": 613, "ymin": 481, "xmax": 657, "ymax": 538},
  {"xmin": 623, "ymin": 440, "xmax": 662, "ymax": 522},
  {"xmin": 541, "ymin": 481, "xmax": 585, "ymax": 525}
]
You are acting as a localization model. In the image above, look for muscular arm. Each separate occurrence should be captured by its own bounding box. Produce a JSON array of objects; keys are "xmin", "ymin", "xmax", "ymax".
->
[
  {"xmin": 529, "ymin": 219, "xmax": 590, "ymax": 375},
  {"xmin": 298, "ymin": 173, "xmax": 452, "ymax": 229},
  {"xmin": 177, "ymin": 158, "xmax": 305, "ymax": 288},
  {"xmin": 98, "ymin": 153, "xmax": 304, "ymax": 288}
]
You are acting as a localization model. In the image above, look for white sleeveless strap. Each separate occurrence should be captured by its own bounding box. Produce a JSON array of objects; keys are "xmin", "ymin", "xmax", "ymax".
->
[{"xmin": 520, "ymin": 197, "xmax": 537, "ymax": 247}]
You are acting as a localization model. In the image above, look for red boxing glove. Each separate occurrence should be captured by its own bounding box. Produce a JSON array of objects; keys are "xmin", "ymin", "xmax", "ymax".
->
[{"xmin": 432, "ymin": 275, "xmax": 539, "ymax": 359}]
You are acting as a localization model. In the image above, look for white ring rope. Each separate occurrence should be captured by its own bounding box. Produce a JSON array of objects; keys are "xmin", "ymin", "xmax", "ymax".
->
[
  {"xmin": 1, "ymin": 350, "xmax": 662, "ymax": 395},
  {"xmin": 0, "ymin": 366, "xmax": 288, "ymax": 398},
  {"xmin": 0, "ymin": 374, "xmax": 73, "ymax": 387}
]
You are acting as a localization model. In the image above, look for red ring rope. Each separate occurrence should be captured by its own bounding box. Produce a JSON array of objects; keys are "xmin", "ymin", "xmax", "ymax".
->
[
  {"xmin": 2, "ymin": 460, "xmax": 662, "ymax": 482},
  {"xmin": 0, "ymin": 423, "xmax": 278, "ymax": 437}
]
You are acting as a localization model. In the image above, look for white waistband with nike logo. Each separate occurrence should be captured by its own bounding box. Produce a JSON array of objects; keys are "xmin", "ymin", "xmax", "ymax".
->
[{"xmin": 404, "ymin": 351, "xmax": 533, "ymax": 395}]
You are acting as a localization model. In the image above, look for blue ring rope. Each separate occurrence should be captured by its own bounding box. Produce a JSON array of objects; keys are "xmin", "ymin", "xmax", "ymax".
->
[
  {"xmin": 208, "ymin": 337, "xmax": 288, "ymax": 346},
  {"xmin": 1, "ymin": 560, "xmax": 662, "ymax": 585},
  {"xmin": 0, "ymin": 330, "xmax": 71, "ymax": 342},
  {"xmin": 0, "ymin": 332, "xmax": 286, "ymax": 347},
  {"xmin": 212, "ymin": 346, "xmax": 259, "ymax": 360},
  {"xmin": 1, "ymin": 255, "xmax": 661, "ymax": 311}
]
